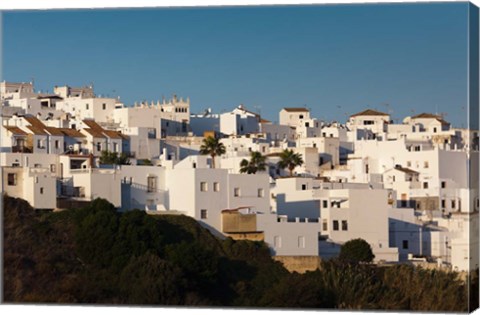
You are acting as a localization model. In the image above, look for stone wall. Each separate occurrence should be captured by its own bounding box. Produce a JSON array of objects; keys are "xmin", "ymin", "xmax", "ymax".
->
[{"xmin": 273, "ymin": 255, "xmax": 322, "ymax": 273}]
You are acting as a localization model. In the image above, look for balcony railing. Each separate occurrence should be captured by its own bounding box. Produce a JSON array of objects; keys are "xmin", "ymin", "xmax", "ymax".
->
[{"xmin": 12, "ymin": 145, "xmax": 32, "ymax": 153}]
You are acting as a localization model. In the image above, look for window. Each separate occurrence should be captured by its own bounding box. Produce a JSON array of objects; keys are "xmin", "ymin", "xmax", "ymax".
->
[
  {"xmin": 363, "ymin": 120, "xmax": 374, "ymax": 125},
  {"xmin": 342, "ymin": 220, "xmax": 348, "ymax": 231},
  {"xmin": 234, "ymin": 187, "xmax": 240, "ymax": 197},
  {"xmin": 7, "ymin": 173, "xmax": 17, "ymax": 186},
  {"xmin": 322, "ymin": 200, "xmax": 328, "ymax": 208},
  {"xmin": 333, "ymin": 220, "xmax": 339, "ymax": 231},
  {"xmin": 441, "ymin": 199, "xmax": 446, "ymax": 208},
  {"xmin": 433, "ymin": 127, "xmax": 437, "ymax": 133},
  {"xmin": 274, "ymin": 236, "xmax": 282, "ymax": 248},
  {"xmin": 214, "ymin": 182, "xmax": 220, "ymax": 192},
  {"xmin": 298, "ymin": 236, "xmax": 305, "ymax": 248},
  {"xmin": 258, "ymin": 188, "xmax": 264, "ymax": 197},
  {"xmin": 392, "ymin": 176, "xmax": 396, "ymax": 182},
  {"xmin": 402, "ymin": 240, "xmax": 409, "ymax": 249},
  {"xmin": 200, "ymin": 182, "xmax": 208, "ymax": 192},
  {"xmin": 365, "ymin": 164, "xmax": 369, "ymax": 174},
  {"xmin": 407, "ymin": 161, "xmax": 412, "ymax": 167},
  {"xmin": 96, "ymin": 142, "xmax": 101, "ymax": 151},
  {"xmin": 37, "ymin": 139, "xmax": 43, "ymax": 149},
  {"xmin": 55, "ymin": 140, "xmax": 59, "ymax": 149},
  {"xmin": 50, "ymin": 164, "xmax": 56, "ymax": 173},
  {"xmin": 147, "ymin": 176, "xmax": 157, "ymax": 193},
  {"xmin": 423, "ymin": 182, "xmax": 429, "ymax": 189},
  {"xmin": 441, "ymin": 181, "xmax": 446, "ymax": 189},
  {"xmin": 301, "ymin": 184, "xmax": 307, "ymax": 191},
  {"xmin": 40, "ymin": 187, "xmax": 44, "ymax": 194},
  {"xmin": 35, "ymin": 176, "xmax": 39, "ymax": 184},
  {"xmin": 424, "ymin": 161, "xmax": 429, "ymax": 168},
  {"xmin": 414, "ymin": 146, "xmax": 421, "ymax": 152},
  {"xmin": 322, "ymin": 219, "xmax": 328, "ymax": 231},
  {"xmin": 299, "ymin": 115, "xmax": 304, "ymax": 119},
  {"xmin": 86, "ymin": 104, "xmax": 89, "ymax": 110},
  {"xmin": 200, "ymin": 209, "xmax": 208, "ymax": 219},
  {"xmin": 102, "ymin": 103, "xmax": 106, "ymax": 110},
  {"xmin": 113, "ymin": 142, "xmax": 118, "ymax": 153},
  {"xmin": 451, "ymin": 200, "xmax": 456, "ymax": 209},
  {"xmin": 305, "ymin": 122, "xmax": 309, "ymax": 127},
  {"xmin": 192, "ymin": 163, "xmax": 196, "ymax": 169}
]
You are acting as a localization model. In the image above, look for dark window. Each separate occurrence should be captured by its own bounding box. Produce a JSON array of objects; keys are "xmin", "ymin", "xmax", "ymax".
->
[
  {"xmin": 305, "ymin": 122, "xmax": 309, "ymax": 127},
  {"xmin": 341, "ymin": 220, "xmax": 348, "ymax": 231},
  {"xmin": 299, "ymin": 115, "xmax": 304, "ymax": 119},
  {"xmin": 322, "ymin": 220, "xmax": 328, "ymax": 231},
  {"xmin": 301, "ymin": 184, "xmax": 307, "ymax": 190},
  {"xmin": 55, "ymin": 140, "xmax": 59, "ymax": 149},
  {"xmin": 441, "ymin": 199, "xmax": 446, "ymax": 208},
  {"xmin": 333, "ymin": 220, "xmax": 339, "ymax": 231},
  {"xmin": 102, "ymin": 103, "xmax": 106, "ymax": 110},
  {"xmin": 441, "ymin": 181, "xmax": 446, "ymax": 188},
  {"xmin": 452, "ymin": 200, "xmax": 456, "ymax": 209},
  {"xmin": 40, "ymin": 187, "xmax": 44, "ymax": 194},
  {"xmin": 201, "ymin": 209, "xmax": 208, "ymax": 219},
  {"xmin": 97, "ymin": 142, "xmax": 101, "ymax": 151},
  {"xmin": 7, "ymin": 173, "xmax": 17, "ymax": 186},
  {"xmin": 323, "ymin": 200, "xmax": 328, "ymax": 208},
  {"xmin": 423, "ymin": 182, "xmax": 429, "ymax": 189},
  {"xmin": 402, "ymin": 240, "xmax": 409, "ymax": 249}
]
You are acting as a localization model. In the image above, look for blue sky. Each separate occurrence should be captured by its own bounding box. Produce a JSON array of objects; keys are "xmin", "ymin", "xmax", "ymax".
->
[{"xmin": 1, "ymin": 3, "xmax": 472, "ymax": 127}]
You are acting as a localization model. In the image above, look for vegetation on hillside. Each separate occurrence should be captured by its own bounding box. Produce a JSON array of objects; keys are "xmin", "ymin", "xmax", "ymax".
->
[
  {"xmin": 339, "ymin": 238, "xmax": 375, "ymax": 264},
  {"xmin": 2, "ymin": 196, "xmax": 475, "ymax": 311}
]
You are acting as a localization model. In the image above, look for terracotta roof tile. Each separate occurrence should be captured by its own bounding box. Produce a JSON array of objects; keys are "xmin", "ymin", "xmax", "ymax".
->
[
  {"xmin": 4, "ymin": 126, "xmax": 28, "ymax": 136},
  {"xmin": 45, "ymin": 127, "xmax": 65, "ymax": 136},
  {"xmin": 282, "ymin": 107, "xmax": 309, "ymax": 112},
  {"xmin": 83, "ymin": 128, "xmax": 106, "ymax": 138},
  {"xmin": 26, "ymin": 125, "xmax": 48, "ymax": 135},
  {"xmin": 411, "ymin": 113, "xmax": 450, "ymax": 125},
  {"xmin": 59, "ymin": 128, "xmax": 86, "ymax": 138},
  {"xmin": 350, "ymin": 109, "xmax": 389, "ymax": 117}
]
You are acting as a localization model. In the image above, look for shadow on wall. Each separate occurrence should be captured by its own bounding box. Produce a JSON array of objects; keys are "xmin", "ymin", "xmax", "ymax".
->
[{"xmin": 275, "ymin": 194, "xmax": 321, "ymax": 219}]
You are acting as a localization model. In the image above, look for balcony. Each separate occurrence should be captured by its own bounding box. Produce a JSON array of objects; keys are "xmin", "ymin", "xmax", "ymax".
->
[{"xmin": 12, "ymin": 145, "xmax": 32, "ymax": 153}]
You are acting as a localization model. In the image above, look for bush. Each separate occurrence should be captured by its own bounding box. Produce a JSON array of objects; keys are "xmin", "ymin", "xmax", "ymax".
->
[{"xmin": 339, "ymin": 238, "xmax": 375, "ymax": 264}]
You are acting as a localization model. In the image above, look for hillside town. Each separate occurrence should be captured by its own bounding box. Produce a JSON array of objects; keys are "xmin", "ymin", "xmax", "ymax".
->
[{"xmin": 1, "ymin": 80, "xmax": 478, "ymax": 272}]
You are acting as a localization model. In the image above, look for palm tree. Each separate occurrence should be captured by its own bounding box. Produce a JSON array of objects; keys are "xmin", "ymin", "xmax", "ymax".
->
[
  {"xmin": 239, "ymin": 151, "xmax": 267, "ymax": 174},
  {"xmin": 199, "ymin": 136, "xmax": 226, "ymax": 169},
  {"xmin": 277, "ymin": 149, "xmax": 304, "ymax": 177}
]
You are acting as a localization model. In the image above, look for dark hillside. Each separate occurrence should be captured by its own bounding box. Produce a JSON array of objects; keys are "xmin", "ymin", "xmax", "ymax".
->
[{"xmin": 2, "ymin": 196, "xmax": 472, "ymax": 311}]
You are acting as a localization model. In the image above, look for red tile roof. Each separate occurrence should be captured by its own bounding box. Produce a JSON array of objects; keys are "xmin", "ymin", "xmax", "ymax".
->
[
  {"xmin": 350, "ymin": 109, "xmax": 389, "ymax": 117},
  {"xmin": 282, "ymin": 107, "xmax": 309, "ymax": 112},
  {"xmin": 4, "ymin": 126, "xmax": 28, "ymax": 136}
]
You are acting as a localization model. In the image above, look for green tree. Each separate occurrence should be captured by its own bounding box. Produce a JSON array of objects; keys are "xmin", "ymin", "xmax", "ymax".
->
[
  {"xmin": 119, "ymin": 253, "xmax": 186, "ymax": 305},
  {"xmin": 199, "ymin": 136, "xmax": 226, "ymax": 169},
  {"xmin": 99, "ymin": 151, "xmax": 130, "ymax": 165},
  {"xmin": 339, "ymin": 238, "xmax": 375, "ymax": 264},
  {"xmin": 239, "ymin": 151, "xmax": 267, "ymax": 174},
  {"xmin": 277, "ymin": 149, "xmax": 304, "ymax": 176}
]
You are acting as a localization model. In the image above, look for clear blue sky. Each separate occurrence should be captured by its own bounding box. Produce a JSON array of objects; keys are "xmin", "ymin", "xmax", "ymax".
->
[{"xmin": 1, "ymin": 3, "xmax": 472, "ymax": 127}]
